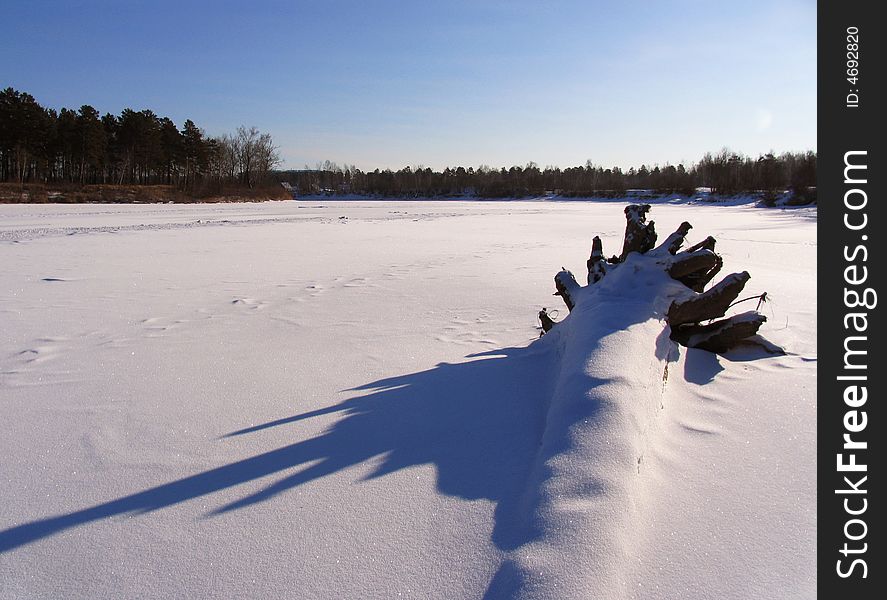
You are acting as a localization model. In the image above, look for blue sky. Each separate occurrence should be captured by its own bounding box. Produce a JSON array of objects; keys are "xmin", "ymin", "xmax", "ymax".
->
[{"xmin": 4, "ymin": 0, "xmax": 816, "ymax": 170}]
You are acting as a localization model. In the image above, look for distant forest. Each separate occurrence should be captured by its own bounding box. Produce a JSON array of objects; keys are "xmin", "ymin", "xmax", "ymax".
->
[
  {"xmin": 282, "ymin": 150, "xmax": 816, "ymax": 201},
  {"xmin": 2, "ymin": 87, "xmax": 815, "ymax": 203},
  {"xmin": 0, "ymin": 87, "xmax": 280, "ymax": 194}
]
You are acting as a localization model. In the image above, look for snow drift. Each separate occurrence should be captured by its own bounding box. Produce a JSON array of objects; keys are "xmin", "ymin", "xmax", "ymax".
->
[{"xmin": 0, "ymin": 201, "xmax": 816, "ymax": 599}]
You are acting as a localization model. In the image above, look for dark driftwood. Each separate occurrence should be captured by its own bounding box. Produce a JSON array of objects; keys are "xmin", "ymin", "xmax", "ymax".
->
[
  {"xmin": 541, "ymin": 207, "xmax": 769, "ymax": 352},
  {"xmin": 654, "ymin": 221, "xmax": 692, "ymax": 255},
  {"xmin": 667, "ymin": 272, "xmax": 750, "ymax": 327},
  {"xmin": 668, "ymin": 249, "xmax": 720, "ymax": 279},
  {"xmin": 682, "ymin": 235, "xmax": 716, "ymax": 254},
  {"xmin": 554, "ymin": 270, "xmax": 580, "ymax": 312},
  {"xmin": 587, "ymin": 236, "xmax": 607, "ymax": 284},
  {"xmin": 671, "ymin": 312, "xmax": 767, "ymax": 353},
  {"xmin": 619, "ymin": 204, "xmax": 657, "ymax": 260},
  {"xmin": 539, "ymin": 309, "xmax": 556, "ymax": 333},
  {"xmin": 683, "ymin": 254, "xmax": 723, "ymax": 292},
  {"xmin": 668, "ymin": 249, "xmax": 724, "ymax": 292}
]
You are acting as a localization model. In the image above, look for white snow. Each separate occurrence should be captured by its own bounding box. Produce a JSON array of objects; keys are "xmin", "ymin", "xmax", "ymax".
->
[{"xmin": 0, "ymin": 200, "xmax": 816, "ymax": 599}]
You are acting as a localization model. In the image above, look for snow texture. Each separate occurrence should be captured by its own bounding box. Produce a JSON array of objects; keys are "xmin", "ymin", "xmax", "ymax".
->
[{"xmin": 0, "ymin": 200, "xmax": 816, "ymax": 599}]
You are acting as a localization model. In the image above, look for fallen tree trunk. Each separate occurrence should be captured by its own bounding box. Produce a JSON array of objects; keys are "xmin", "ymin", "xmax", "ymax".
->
[
  {"xmin": 511, "ymin": 205, "xmax": 782, "ymax": 599},
  {"xmin": 504, "ymin": 205, "xmax": 786, "ymax": 598},
  {"xmin": 544, "ymin": 205, "xmax": 773, "ymax": 354}
]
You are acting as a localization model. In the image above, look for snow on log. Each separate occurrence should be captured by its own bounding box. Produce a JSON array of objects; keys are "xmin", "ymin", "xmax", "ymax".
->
[
  {"xmin": 540, "ymin": 207, "xmax": 770, "ymax": 356},
  {"xmin": 619, "ymin": 204, "xmax": 657, "ymax": 260},
  {"xmin": 672, "ymin": 311, "xmax": 768, "ymax": 353},
  {"xmin": 667, "ymin": 248, "xmax": 720, "ymax": 280},
  {"xmin": 651, "ymin": 221, "xmax": 692, "ymax": 256},
  {"xmin": 586, "ymin": 236, "xmax": 607, "ymax": 284},
  {"xmin": 515, "ymin": 207, "xmax": 779, "ymax": 596},
  {"xmin": 667, "ymin": 248, "xmax": 724, "ymax": 292},
  {"xmin": 682, "ymin": 235, "xmax": 717, "ymax": 254},
  {"xmin": 554, "ymin": 269, "xmax": 580, "ymax": 312},
  {"xmin": 515, "ymin": 253, "xmax": 677, "ymax": 598},
  {"xmin": 681, "ymin": 254, "xmax": 723, "ymax": 292},
  {"xmin": 666, "ymin": 271, "xmax": 750, "ymax": 327}
]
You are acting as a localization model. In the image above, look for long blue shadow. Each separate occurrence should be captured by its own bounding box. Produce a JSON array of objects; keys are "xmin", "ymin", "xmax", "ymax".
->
[{"xmin": 0, "ymin": 344, "xmax": 555, "ymax": 554}]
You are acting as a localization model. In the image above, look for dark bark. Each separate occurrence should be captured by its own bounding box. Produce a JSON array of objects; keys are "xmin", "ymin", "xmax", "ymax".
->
[
  {"xmin": 682, "ymin": 235, "xmax": 716, "ymax": 254},
  {"xmin": 539, "ymin": 309, "xmax": 556, "ymax": 333},
  {"xmin": 667, "ymin": 248, "xmax": 724, "ymax": 292},
  {"xmin": 542, "ymin": 207, "xmax": 771, "ymax": 353},
  {"xmin": 671, "ymin": 312, "xmax": 767, "ymax": 353},
  {"xmin": 586, "ymin": 236, "xmax": 607, "ymax": 284},
  {"xmin": 668, "ymin": 249, "xmax": 720, "ymax": 280},
  {"xmin": 653, "ymin": 221, "xmax": 692, "ymax": 255},
  {"xmin": 619, "ymin": 204, "xmax": 657, "ymax": 260},
  {"xmin": 666, "ymin": 272, "xmax": 750, "ymax": 327},
  {"xmin": 554, "ymin": 270, "xmax": 580, "ymax": 312}
]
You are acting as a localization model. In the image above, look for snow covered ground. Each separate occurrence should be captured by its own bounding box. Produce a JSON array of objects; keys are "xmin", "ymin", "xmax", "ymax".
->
[{"xmin": 0, "ymin": 200, "xmax": 816, "ymax": 599}]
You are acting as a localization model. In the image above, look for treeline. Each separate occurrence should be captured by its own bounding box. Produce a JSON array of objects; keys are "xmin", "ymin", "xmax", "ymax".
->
[
  {"xmin": 282, "ymin": 149, "xmax": 816, "ymax": 200},
  {"xmin": 0, "ymin": 87, "xmax": 280, "ymax": 194},
  {"xmin": 2, "ymin": 87, "xmax": 816, "ymax": 202}
]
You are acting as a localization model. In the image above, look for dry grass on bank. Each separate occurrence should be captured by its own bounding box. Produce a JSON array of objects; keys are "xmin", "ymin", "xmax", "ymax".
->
[{"xmin": 0, "ymin": 183, "xmax": 290, "ymax": 204}]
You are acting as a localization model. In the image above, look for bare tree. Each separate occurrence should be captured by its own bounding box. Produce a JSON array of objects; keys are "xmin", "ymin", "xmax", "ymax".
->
[
  {"xmin": 233, "ymin": 126, "xmax": 280, "ymax": 188},
  {"xmin": 217, "ymin": 133, "xmax": 240, "ymax": 181}
]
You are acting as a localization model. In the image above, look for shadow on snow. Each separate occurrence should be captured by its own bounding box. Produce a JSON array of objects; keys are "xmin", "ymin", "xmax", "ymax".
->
[
  {"xmin": 0, "ymin": 342, "xmax": 558, "ymax": 555},
  {"xmin": 0, "ymin": 328, "xmax": 781, "ymax": 559}
]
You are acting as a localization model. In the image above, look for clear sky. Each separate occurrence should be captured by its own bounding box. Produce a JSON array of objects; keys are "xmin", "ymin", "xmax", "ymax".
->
[{"xmin": 4, "ymin": 0, "xmax": 816, "ymax": 171}]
